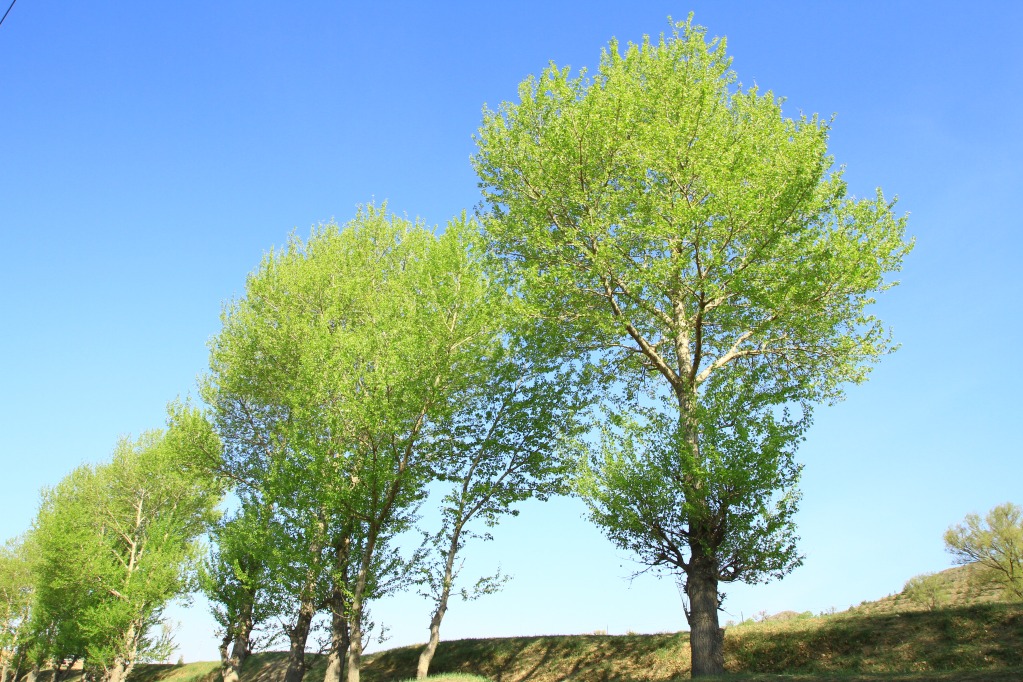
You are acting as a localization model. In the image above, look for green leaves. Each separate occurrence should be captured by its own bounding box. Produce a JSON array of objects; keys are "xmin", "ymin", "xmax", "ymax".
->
[
  {"xmin": 202, "ymin": 205, "xmax": 542, "ymax": 679},
  {"xmin": 28, "ymin": 428, "xmax": 220, "ymax": 675},
  {"xmin": 476, "ymin": 18, "xmax": 911, "ymax": 407},
  {"xmin": 945, "ymin": 503, "xmax": 1023, "ymax": 601},
  {"xmin": 475, "ymin": 17, "xmax": 911, "ymax": 656}
]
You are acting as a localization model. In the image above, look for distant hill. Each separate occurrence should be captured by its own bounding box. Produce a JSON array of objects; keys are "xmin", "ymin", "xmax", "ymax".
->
[{"xmin": 128, "ymin": 564, "xmax": 1022, "ymax": 682}]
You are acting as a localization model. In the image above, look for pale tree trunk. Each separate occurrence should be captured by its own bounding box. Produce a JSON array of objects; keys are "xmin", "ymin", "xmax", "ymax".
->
[
  {"xmin": 343, "ymin": 580, "xmax": 365, "ymax": 682},
  {"xmin": 416, "ymin": 524, "xmax": 463, "ymax": 679},
  {"xmin": 345, "ymin": 534, "xmax": 383, "ymax": 682},
  {"xmin": 102, "ymin": 661, "xmax": 128, "ymax": 682},
  {"xmin": 322, "ymin": 600, "xmax": 350, "ymax": 682},
  {"xmin": 283, "ymin": 594, "xmax": 317, "ymax": 682},
  {"xmin": 1, "ymin": 655, "xmax": 10, "ymax": 682},
  {"xmin": 221, "ymin": 597, "xmax": 255, "ymax": 682},
  {"xmin": 218, "ymin": 628, "xmax": 234, "ymax": 682},
  {"xmin": 103, "ymin": 623, "xmax": 138, "ymax": 682}
]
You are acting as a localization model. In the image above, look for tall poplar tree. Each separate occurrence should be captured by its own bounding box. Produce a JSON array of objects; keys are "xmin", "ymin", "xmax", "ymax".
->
[
  {"xmin": 204, "ymin": 206, "xmax": 509, "ymax": 682},
  {"xmin": 30, "ymin": 427, "xmax": 220, "ymax": 682},
  {"xmin": 474, "ymin": 17, "xmax": 911, "ymax": 676}
]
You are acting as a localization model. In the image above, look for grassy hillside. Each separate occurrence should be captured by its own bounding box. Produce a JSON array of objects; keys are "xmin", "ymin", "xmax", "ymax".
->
[{"xmin": 129, "ymin": 566, "xmax": 1023, "ymax": 682}]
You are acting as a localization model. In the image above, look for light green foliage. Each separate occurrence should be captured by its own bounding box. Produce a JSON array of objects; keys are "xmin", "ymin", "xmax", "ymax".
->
[
  {"xmin": 903, "ymin": 572, "xmax": 950, "ymax": 611},
  {"xmin": 575, "ymin": 399, "xmax": 805, "ymax": 583},
  {"xmin": 203, "ymin": 205, "xmax": 513, "ymax": 680},
  {"xmin": 29, "ymin": 426, "xmax": 220, "ymax": 680},
  {"xmin": 199, "ymin": 503, "xmax": 278, "ymax": 658},
  {"xmin": 415, "ymin": 337, "xmax": 587, "ymax": 676},
  {"xmin": 0, "ymin": 535, "xmax": 35, "ymax": 681},
  {"xmin": 474, "ymin": 16, "xmax": 911, "ymax": 675},
  {"xmin": 945, "ymin": 503, "xmax": 1023, "ymax": 601}
]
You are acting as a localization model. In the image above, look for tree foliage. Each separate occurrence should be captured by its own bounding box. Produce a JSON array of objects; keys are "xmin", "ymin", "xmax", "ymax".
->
[
  {"xmin": 29, "ymin": 426, "xmax": 220, "ymax": 682},
  {"xmin": 203, "ymin": 205, "xmax": 515, "ymax": 682},
  {"xmin": 415, "ymin": 339, "xmax": 585, "ymax": 678},
  {"xmin": 945, "ymin": 502, "xmax": 1023, "ymax": 601},
  {"xmin": 902, "ymin": 572, "xmax": 950, "ymax": 611},
  {"xmin": 474, "ymin": 16, "xmax": 911, "ymax": 676},
  {"xmin": 0, "ymin": 535, "xmax": 35, "ymax": 682}
]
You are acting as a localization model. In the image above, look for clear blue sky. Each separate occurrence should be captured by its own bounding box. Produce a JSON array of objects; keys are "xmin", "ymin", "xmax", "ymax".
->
[{"xmin": 2, "ymin": 0, "xmax": 1021, "ymax": 664}]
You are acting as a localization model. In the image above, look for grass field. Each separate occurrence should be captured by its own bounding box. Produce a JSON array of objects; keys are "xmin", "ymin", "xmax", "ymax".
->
[{"xmin": 126, "ymin": 566, "xmax": 1022, "ymax": 682}]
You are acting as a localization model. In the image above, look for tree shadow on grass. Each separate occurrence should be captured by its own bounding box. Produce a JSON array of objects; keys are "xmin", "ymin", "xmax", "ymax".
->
[
  {"xmin": 364, "ymin": 633, "xmax": 690, "ymax": 682},
  {"xmin": 725, "ymin": 603, "xmax": 1023, "ymax": 676}
]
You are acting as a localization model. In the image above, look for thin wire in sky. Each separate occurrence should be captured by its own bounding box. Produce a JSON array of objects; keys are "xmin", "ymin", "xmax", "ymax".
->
[{"xmin": 0, "ymin": 0, "xmax": 17, "ymax": 29}]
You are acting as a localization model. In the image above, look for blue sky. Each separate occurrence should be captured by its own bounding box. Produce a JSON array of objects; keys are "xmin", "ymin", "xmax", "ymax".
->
[{"xmin": 2, "ymin": 0, "xmax": 1021, "ymax": 663}]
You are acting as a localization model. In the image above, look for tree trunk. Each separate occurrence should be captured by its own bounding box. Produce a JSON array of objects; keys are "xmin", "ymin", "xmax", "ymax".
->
[
  {"xmin": 416, "ymin": 525, "xmax": 461, "ymax": 679},
  {"xmin": 286, "ymin": 515, "xmax": 326, "ymax": 682},
  {"xmin": 415, "ymin": 605, "xmax": 445, "ymax": 680},
  {"xmin": 233, "ymin": 598, "xmax": 255, "ymax": 672},
  {"xmin": 218, "ymin": 628, "xmax": 235, "ymax": 682},
  {"xmin": 223, "ymin": 597, "xmax": 255, "ymax": 682},
  {"xmin": 686, "ymin": 547, "xmax": 724, "ymax": 677},
  {"xmin": 102, "ymin": 661, "xmax": 127, "ymax": 682},
  {"xmin": 322, "ymin": 603, "xmax": 350, "ymax": 682},
  {"xmin": 344, "ymin": 593, "xmax": 363, "ymax": 682},
  {"xmin": 283, "ymin": 595, "xmax": 317, "ymax": 682},
  {"xmin": 672, "ymin": 390, "xmax": 725, "ymax": 677},
  {"xmin": 2, "ymin": 659, "xmax": 10, "ymax": 682}
]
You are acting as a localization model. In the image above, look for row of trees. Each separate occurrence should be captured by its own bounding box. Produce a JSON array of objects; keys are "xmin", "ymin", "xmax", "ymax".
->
[
  {"xmin": 0, "ymin": 429, "xmax": 219, "ymax": 682},
  {"xmin": 1, "ymin": 17, "xmax": 912, "ymax": 680},
  {"xmin": 192, "ymin": 210, "xmax": 587, "ymax": 682}
]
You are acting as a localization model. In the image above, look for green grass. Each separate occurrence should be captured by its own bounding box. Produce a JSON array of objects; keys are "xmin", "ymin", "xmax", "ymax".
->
[
  {"xmin": 351, "ymin": 603, "xmax": 1023, "ymax": 681},
  {"xmin": 126, "ymin": 566, "xmax": 1023, "ymax": 682},
  {"xmin": 129, "ymin": 660, "xmax": 221, "ymax": 682}
]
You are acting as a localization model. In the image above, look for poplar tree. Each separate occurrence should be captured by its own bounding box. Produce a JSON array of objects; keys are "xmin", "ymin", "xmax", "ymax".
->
[
  {"xmin": 415, "ymin": 342, "xmax": 584, "ymax": 678},
  {"xmin": 30, "ymin": 428, "xmax": 219, "ymax": 682},
  {"xmin": 204, "ymin": 206, "xmax": 510, "ymax": 682},
  {"xmin": 474, "ymin": 17, "xmax": 911, "ymax": 675}
]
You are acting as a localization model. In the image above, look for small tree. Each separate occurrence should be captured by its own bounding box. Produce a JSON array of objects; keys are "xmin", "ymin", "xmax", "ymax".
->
[
  {"xmin": 902, "ymin": 572, "xmax": 949, "ymax": 611},
  {"xmin": 945, "ymin": 502, "xmax": 1023, "ymax": 601},
  {"xmin": 200, "ymin": 504, "xmax": 278, "ymax": 682},
  {"xmin": 414, "ymin": 343, "xmax": 584, "ymax": 678}
]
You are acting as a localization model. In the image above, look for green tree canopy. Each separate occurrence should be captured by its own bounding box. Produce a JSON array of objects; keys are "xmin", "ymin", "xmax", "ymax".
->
[
  {"xmin": 29, "ymin": 426, "xmax": 220, "ymax": 682},
  {"xmin": 945, "ymin": 502, "xmax": 1023, "ymax": 601},
  {"xmin": 474, "ymin": 17, "xmax": 911, "ymax": 676},
  {"xmin": 203, "ymin": 205, "xmax": 516, "ymax": 682}
]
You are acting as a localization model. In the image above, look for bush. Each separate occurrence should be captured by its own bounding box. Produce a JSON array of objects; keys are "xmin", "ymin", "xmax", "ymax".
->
[{"xmin": 904, "ymin": 572, "xmax": 950, "ymax": 610}]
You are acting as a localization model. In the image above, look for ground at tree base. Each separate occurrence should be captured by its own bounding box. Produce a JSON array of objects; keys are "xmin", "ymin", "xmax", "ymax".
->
[
  {"xmin": 122, "ymin": 604, "xmax": 1021, "ymax": 682},
  {"xmin": 115, "ymin": 565, "xmax": 1022, "ymax": 682}
]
